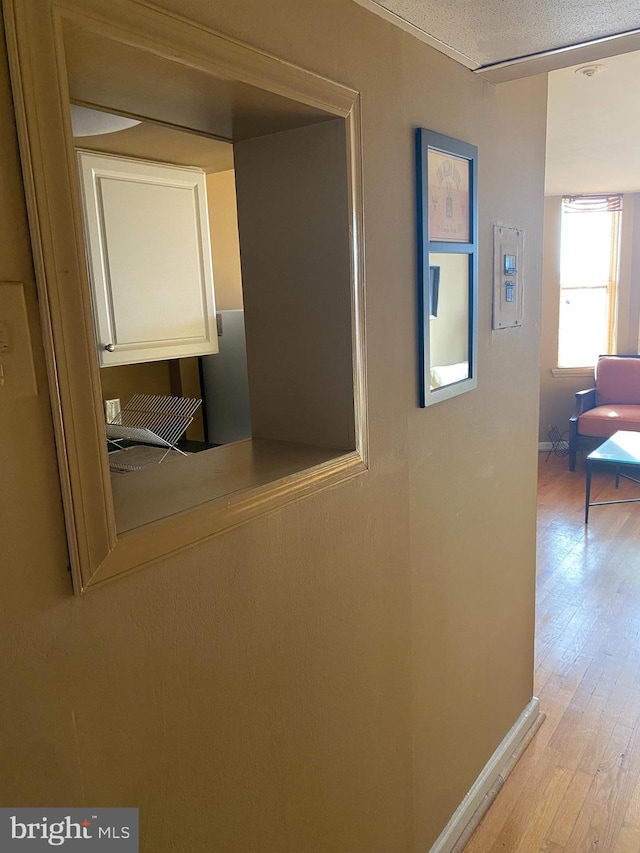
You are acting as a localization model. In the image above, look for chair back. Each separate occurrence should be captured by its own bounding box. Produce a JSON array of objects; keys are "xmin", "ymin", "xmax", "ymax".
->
[{"xmin": 595, "ymin": 355, "xmax": 640, "ymax": 405}]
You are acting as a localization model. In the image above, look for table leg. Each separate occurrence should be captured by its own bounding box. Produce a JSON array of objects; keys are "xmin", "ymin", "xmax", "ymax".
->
[
  {"xmin": 585, "ymin": 460, "xmax": 592, "ymax": 524},
  {"xmin": 616, "ymin": 464, "xmax": 620, "ymax": 489}
]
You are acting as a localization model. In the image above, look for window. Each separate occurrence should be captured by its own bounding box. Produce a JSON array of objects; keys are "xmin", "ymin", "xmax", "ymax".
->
[{"xmin": 558, "ymin": 194, "xmax": 622, "ymax": 368}]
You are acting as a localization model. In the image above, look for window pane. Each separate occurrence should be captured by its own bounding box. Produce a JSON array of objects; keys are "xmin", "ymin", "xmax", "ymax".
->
[
  {"xmin": 558, "ymin": 287, "xmax": 609, "ymax": 368},
  {"xmin": 560, "ymin": 210, "xmax": 615, "ymax": 289}
]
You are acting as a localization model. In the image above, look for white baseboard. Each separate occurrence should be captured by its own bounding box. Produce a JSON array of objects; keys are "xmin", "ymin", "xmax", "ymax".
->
[
  {"xmin": 538, "ymin": 442, "xmax": 553, "ymax": 451},
  {"xmin": 430, "ymin": 697, "xmax": 541, "ymax": 853}
]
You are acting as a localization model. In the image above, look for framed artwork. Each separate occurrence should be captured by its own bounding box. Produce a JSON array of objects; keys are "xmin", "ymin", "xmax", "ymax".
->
[
  {"xmin": 416, "ymin": 128, "xmax": 478, "ymax": 407},
  {"xmin": 427, "ymin": 150, "xmax": 470, "ymax": 242}
]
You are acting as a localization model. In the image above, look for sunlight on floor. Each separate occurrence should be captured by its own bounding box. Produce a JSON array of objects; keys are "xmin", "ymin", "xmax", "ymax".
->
[{"xmin": 464, "ymin": 451, "xmax": 640, "ymax": 852}]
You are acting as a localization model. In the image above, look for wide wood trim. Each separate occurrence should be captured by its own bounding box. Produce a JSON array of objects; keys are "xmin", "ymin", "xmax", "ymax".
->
[
  {"xmin": 90, "ymin": 449, "xmax": 367, "ymax": 590},
  {"xmin": 58, "ymin": 0, "xmax": 359, "ymax": 116},
  {"xmin": 4, "ymin": 0, "xmax": 368, "ymax": 592},
  {"xmin": 430, "ymin": 698, "xmax": 542, "ymax": 853},
  {"xmin": 4, "ymin": 0, "xmax": 117, "ymax": 594},
  {"xmin": 345, "ymin": 99, "xmax": 369, "ymax": 468}
]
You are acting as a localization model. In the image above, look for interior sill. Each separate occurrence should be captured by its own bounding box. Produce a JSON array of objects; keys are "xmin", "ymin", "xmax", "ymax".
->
[
  {"xmin": 112, "ymin": 437, "xmax": 356, "ymax": 534},
  {"xmin": 550, "ymin": 367, "xmax": 595, "ymax": 378}
]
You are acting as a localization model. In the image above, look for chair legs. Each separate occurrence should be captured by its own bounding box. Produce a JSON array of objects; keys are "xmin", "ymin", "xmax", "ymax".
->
[{"xmin": 568, "ymin": 417, "xmax": 579, "ymax": 472}]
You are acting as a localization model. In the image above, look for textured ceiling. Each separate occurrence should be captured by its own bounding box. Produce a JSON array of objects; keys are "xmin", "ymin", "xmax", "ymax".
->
[
  {"xmin": 545, "ymin": 51, "xmax": 640, "ymax": 195},
  {"xmin": 351, "ymin": 1, "xmax": 640, "ymax": 195},
  {"xmin": 354, "ymin": 0, "xmax": 640, "ymax": 77}
]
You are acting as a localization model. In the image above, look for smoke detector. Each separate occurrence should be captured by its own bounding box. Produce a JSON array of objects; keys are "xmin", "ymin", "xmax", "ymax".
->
[{"xmin": 575, "ymin": 64, "xmax": 605, "ymax": 78}]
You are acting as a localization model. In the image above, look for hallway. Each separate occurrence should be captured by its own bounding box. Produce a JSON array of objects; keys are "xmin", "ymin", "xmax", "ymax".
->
[{"xmin": 466, "ymin": 451, "xmax": 640, "ymax": 851}]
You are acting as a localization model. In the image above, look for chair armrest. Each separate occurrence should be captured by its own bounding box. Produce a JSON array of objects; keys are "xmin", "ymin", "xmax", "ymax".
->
[{"xmin": 574, "ymin": 388, "xmax": 596, "ymax": 416}]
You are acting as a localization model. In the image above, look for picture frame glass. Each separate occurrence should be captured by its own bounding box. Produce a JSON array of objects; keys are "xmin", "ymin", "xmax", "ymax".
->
[{"xmin": 427, "ymin": 150, "xmax": 470, "ymax": 243}]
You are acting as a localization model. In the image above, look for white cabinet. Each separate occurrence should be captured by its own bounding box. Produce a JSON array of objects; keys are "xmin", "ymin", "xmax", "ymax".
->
[{"xmin": 77, "ymin": 150, "xmax": 218, "ymax": 367}]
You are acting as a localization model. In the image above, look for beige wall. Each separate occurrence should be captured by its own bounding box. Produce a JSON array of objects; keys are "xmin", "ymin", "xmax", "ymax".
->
[
  {"xmin": 235, "ymin": 120, "xmax": 354, "ymax": 449},
  {"xmin": 99, "ymin": 359, "xmax": 204, "ymax": 440},
  {"xmin": 100, "ymin": 360, "xmax": 173, "ymax": 404},
  {"xmin": 0, "ymin": 3, "xmax": 546, "ymax": 852},
  {"xmin": 539, "ymin": 195, "xmax": 640, "ymax": 442},
  {"xmin": 207, "ymin": 169, "xmax": 244, "ymax": 310}
]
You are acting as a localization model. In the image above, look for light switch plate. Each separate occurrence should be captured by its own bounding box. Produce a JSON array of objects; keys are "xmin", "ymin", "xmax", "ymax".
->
[
  {"xmin": 493, "ymin": 225, "xmax": 524, "ymax": 330},
  {"xmin": 0, "ymin": 282, "xmax": 37, "ymax": 400}
]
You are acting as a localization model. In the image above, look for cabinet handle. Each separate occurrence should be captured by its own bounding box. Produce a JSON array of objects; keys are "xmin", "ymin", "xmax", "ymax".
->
[{"xmin": 104, "ymin": 343, "xmax": 115, "ymax": 352}]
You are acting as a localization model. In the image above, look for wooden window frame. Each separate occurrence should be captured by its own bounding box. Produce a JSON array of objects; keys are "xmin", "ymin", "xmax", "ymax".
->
[{"xmin": 557, "ymin": 197, "xmax": 621, "ymax": 370}]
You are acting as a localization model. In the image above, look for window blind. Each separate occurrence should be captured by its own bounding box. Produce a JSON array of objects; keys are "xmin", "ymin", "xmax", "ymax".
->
[{"xmin": 562, "ymin": 194, "xmax": 623, "ymax": 213}]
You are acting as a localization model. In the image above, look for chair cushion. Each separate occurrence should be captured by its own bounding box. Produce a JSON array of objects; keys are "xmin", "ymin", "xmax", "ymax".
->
[
  {"xmin": 596, "ymin": 356, "xmax": 640, "ymax": 405},
  {"xmin": 578, "ymin": 405, "xmax": 640, "ymax": 437}
]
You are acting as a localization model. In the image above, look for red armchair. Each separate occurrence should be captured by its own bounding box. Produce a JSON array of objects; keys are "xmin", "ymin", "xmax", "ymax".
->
[{"xmin": 569, "ymin": 355, "xmax": 640, "ymax": 471}]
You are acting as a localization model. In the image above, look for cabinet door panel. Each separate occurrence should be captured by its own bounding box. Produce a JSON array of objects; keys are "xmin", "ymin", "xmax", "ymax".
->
[{"xmin": 78, "ymin": 151, "xmax": 218, "ymax": 366}]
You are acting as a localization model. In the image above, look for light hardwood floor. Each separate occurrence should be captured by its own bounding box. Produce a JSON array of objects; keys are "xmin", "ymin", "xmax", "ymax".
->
[{"xmin": 465, "ymin": 450, "xmax": 640, "ymax": 852}]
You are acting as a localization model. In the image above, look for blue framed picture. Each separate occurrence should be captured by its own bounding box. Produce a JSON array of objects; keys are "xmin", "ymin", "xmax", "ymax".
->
[{"xmin": 416, "ymin": 128, "xmax": 478, "ymax": 407}]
